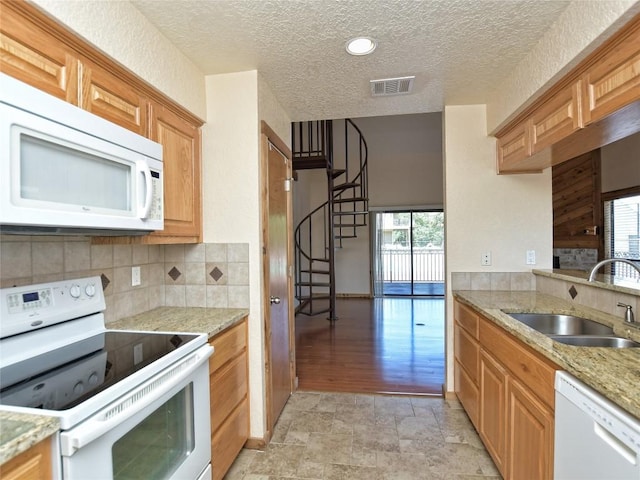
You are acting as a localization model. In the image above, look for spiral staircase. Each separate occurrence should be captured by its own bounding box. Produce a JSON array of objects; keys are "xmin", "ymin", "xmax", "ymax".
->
[{"xmin": 292, "ymin": 119, "xmax": 369, "ymax": 321}]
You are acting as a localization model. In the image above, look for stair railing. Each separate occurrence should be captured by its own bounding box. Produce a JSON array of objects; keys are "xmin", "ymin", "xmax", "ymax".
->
[{"xmin": 293, "ymin": 118, "xmax": 368, "ymax": 320}]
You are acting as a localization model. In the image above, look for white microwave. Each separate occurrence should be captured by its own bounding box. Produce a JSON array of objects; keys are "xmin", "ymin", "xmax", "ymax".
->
[{"xmin": 0, "ymin": 73, "xmax": 163, "ymax": 235}]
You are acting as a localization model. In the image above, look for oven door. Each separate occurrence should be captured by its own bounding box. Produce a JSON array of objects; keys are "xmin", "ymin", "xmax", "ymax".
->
[{"xmin": 59, "ymin": 345, "xmax": 213, "ymax": 480}]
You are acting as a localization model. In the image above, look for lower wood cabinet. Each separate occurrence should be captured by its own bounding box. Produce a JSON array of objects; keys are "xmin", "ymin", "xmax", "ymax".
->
[
  {"xmin": 1, "ymin": 437, "xmax": 53, "ymax": 480},
  {"xmin": 479, "ymin": 350, "xmax": 507, "ymax": 474},
  {"xmin": 208, "ymin": 318, "xmax": 249, "ymax": 480},
  {"xmin": 454, "ymin": 300, "xmax": 559, "ymax": 480}
]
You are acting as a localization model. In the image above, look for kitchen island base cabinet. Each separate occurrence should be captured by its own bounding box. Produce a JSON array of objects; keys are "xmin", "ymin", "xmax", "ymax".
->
[
  {"xmin": 0, "ymin": 437, "xmax": 52, "ymax": 480},
  {"xmin": 454, "ymin": 300, "xmax": 559, "ymax": 480},
  {"xmin": 209, "ymin": 318, "xmax": 249, "ymax": 480}
]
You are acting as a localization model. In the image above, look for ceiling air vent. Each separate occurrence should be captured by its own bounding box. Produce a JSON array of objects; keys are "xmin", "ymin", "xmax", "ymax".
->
[{"xmin": 370, "ymin": 76, "xmax": 415, "ymax": 96}]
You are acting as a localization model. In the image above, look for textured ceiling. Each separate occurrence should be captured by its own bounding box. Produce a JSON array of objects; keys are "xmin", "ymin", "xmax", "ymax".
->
[{"xmin": 130, "ymin": 0, "xmax": 573, "ymax": 121}]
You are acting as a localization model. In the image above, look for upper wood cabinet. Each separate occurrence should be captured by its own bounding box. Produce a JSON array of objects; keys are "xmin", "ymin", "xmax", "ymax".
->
[
  {"xmin": 0, "ymin": 3, "xmax": 78, "ymax": 103},
  {"xmin": 581, "ymin": 27, "xmax": 640, "ymax": 125},
  {"xmin": 0, "ymin": 0, "xmax": 204, "ymax": 244},
  {"xmin": 495, "ymin": 13, "xmax": 640, "ymax": 174},
  {"xmin": 530, "ymin": 80, "xmax": 582, "ymax": 154},
  {"xmin": 149, "ymin": 102, "xmax": 202, "ymax": 243},
  {"xmin": 79, "ymin": 59, "xmax": 148, "ymax": 136}
]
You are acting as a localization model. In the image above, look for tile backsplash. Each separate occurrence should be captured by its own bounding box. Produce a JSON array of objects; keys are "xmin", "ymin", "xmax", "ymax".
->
[{"xmin": 0, "ymin": 236, "xmax": 249, "ymax": 324}]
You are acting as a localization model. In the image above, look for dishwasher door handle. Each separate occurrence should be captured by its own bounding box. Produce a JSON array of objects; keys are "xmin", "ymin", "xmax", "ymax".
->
[{"xmin": 594, "ymin": 422, "xmax": 638, "ymax": 466}]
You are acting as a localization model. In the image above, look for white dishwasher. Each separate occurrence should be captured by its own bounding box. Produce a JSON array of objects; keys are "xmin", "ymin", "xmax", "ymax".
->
[{"xmin": 555, "ymin": 371, "xmax": 640, "ymax": 479}]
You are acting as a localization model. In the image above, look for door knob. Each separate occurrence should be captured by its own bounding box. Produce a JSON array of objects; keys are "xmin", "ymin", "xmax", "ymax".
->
[{"xmin": 270, "ymin": 296, "xmax": 281, "ymax": 305}]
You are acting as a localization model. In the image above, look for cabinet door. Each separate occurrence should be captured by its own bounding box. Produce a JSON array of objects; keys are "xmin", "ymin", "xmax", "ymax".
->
[
  {"xmin": 454, "ymin": 359, "xmax": 479, "ymax": 429},
  {"xmin": 582, "ymin": 27, "xmax": 640, "ymax": 125},
  {"xmin": 79, "ymin": 59, "xmax": 148, "ymax": 135},
  {"xmin": 1, "ymin": 438, "xmax": 52, "ymax": 480},
  {"xmin": 496, "ymin": 120, "xmax": 531, "ymax": 173},
  {"xmin": 531, "ymin": 81, "xmax": 582, "ymax": 154},
  {"xmin": 507, "ymin": 377, "xmax": 554, "ymax": 480},
  {"xmin": 0, "ymin": 3, "xmax": 78, "ymax": 103},
  {"xmin": 149, "ymin": 102, "xmax": 202, "ymax": 242},
  {"xmin": 479, "ymin": 351, "xmax": 507, "ymax": 477}
]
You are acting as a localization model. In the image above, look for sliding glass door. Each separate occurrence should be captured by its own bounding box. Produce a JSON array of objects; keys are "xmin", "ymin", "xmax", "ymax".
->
[{"xmin": 372, "ymin": 210, "xmax": 444, "ymax": 296}]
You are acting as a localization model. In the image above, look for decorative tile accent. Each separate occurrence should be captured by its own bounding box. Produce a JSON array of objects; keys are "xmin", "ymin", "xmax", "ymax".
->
[
  {"xmin": 569, "ymin": 285, "xmax": 578, "ymax": 299},
  {"xmin": 168, "ymin": 266, "xmax": 182, "ymax": 281},
  {"xmin": 210, "ymin": 267, "xmax": 224, "ymax": 282},
  {"xmin": 101, "ymin": 273, "xmax": 110, "ymax": 290}
]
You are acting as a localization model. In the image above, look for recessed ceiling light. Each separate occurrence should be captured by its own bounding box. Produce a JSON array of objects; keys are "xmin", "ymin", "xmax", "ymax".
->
[{"xmin": 346, "ymin": 37, "xmax": 377, "ymax": 56}]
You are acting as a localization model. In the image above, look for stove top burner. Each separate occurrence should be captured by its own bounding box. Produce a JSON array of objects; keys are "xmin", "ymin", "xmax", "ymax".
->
[{"xmin": 0, "ymin": 329, "xmax": 200, "ymax": 411}]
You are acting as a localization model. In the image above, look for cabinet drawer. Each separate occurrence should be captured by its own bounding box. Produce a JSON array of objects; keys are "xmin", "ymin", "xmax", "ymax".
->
[
  {"xmin": 211, "ymin": 397, "xmax": 249, "ymax": 480},
  {"xmin": 454, "ymin": 302, "xmax": 479, "ymax": 339},
  {"xmin": 479, "ymin": 317, "xmax": 558, "ymax": 408},
  {"xmin": 454, "ymin": 324, "xmax": 479, "ymax": 383},
  {"xmin": 209, "ymin": 320, "xmax": 247, "ymax": 372},
  {"xmin": 210, "ymin": 351, "xmax": 248, "ymax": 433},
  {"xmin": 454, "ymin": 360, "xmax": 479, "ymax": 429}
]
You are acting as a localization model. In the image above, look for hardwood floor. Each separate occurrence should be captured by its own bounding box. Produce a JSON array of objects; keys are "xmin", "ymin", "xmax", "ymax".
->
[{"xmin": 295, "ymin": 297, "xmax": 445, "ymax": 395}]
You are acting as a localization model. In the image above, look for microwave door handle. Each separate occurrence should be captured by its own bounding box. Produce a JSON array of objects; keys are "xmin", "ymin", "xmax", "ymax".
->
[
  {"xmin": 139, "ymin": 161, "xmax": 153, "ymax": 219},
  {"xmin": 59, "ymin": 345, "xmax": 213, "ymax": 457}
]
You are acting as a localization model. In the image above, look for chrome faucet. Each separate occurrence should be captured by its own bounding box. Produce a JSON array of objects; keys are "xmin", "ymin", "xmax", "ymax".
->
[
  {"xmin": 617, "ymin": 302, "xmax": 635, "ymax": 323},
  {"xmin": 588, "ymin": 258, "xmax": 640, "ymax": 282}
]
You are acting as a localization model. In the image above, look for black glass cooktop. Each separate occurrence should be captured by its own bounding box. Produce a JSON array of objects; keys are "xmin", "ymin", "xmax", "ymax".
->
[{"xmin": 0, "ymin": 330, "xmax": 199, "ymax": 411}]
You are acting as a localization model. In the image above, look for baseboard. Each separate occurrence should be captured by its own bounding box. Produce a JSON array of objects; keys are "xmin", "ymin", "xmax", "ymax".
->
[
  {"xmin": 336, "ymin": 293, "xmax": 372, "ymax": 298},
  {"xmin": 244, "ymin": 437, "xmax": 268, "ymax": 450}
]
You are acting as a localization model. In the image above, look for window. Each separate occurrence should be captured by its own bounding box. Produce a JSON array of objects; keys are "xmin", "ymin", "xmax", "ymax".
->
[{"xmin": 604, "ymin": 192, "xmax": 640, "ymax": 280}]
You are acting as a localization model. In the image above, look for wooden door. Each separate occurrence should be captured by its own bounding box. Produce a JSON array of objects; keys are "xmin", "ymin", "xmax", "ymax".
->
[
  {"xmin": 261, "ymin": 125, "xmax": 294, "ymax": 435},
  {"xmin": 552, "ymin": 150, "xmax": 602, "ymax": 252}
]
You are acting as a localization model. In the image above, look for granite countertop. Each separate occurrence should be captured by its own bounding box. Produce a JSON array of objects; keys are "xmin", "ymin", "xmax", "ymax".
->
[
  {"xmin": 0, "ymin": 412, "xmax": 59, "ymax": 465},
  {"xmin": 107, "ymin": 307, "xmax": 249, "ymax": 339},
  {"xmin": 454, "ymin": 290, "xmax": 640, "ymax": 419},
  {"xmin": 0, "ymin": 307, "xmax": 248, "ymax": 466}
]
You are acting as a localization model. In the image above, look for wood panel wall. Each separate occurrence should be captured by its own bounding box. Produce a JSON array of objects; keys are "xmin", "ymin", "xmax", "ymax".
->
[{"xmin": 552, "ymin": 151, "xmax": 602, "ymax": 251}]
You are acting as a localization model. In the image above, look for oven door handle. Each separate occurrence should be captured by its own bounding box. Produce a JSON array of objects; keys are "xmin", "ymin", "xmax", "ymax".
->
[{"xmin": 60, "ymin": 344, "xmax": 213, "ymax": 457}]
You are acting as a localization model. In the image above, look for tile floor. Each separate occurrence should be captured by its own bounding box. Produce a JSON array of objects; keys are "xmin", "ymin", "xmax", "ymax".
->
[{"xmin": 224, "ymin": 391, "xmax": 500, "ymax": 480}]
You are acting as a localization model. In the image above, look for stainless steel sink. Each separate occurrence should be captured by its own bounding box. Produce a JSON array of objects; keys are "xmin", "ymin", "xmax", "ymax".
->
[
  {"xmin": 504, "ymin": 312, "xmax": 640, "ymax": 348},
  {"xmin": 506, "ymin": 313, "xmax": 615, "ymax": 335},
  {"xmin": 549, "ymin": 335, "xmax": 640, "ymax": 348}
]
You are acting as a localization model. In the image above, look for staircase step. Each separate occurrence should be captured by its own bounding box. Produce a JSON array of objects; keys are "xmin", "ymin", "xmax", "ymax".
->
[
  {"xmin": 293, "ymin": 156, "xmax": 329, "ymax": 170},
  {"xmin": 334, "ymin": 222, "xmax": 367, "ymax": 228},
  {"xmin": 298, "ymin": 281, "xmax": 331, "ymax": 287},
  {"xmin": 335, "ymin": 235, "xmax": 357, "ymax": 239},
  {"xmin": 333, "ymin": 210, "xmax": 368, "ymax": 216},
  {"xmin": 310, "ymin": 257, "xmax": 330, "ymax": 262},
  {"xmin": 332, "ymin": 182, "xmax": 360, "ymax": 192},
  {"xmin": 333, "ymin": 196, "xmax": 368, "ymax": 204},
  {"xmin": 300, "ymin": 269, "xmax": 330, "ymax": 275},
  {"xmin": 330, "ymin": 168, "xmax": 346, "ymax": 178}
]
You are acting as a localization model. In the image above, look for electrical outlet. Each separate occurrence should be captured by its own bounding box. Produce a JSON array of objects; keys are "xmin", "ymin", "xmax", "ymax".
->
[
  {"xmin": 481, "ymin": 252, "xmax": 491, "ymax": 266},
  {"xmin": 526, "ymin": 250, "xmax": 536, "ymax": 265},
  {"xmin": 132, "ymin": 266, "xmax": 141, "ymax": 286}
]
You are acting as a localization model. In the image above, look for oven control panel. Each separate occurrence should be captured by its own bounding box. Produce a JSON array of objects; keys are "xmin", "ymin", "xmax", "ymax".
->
[{"xmin": 0, "ymin": 276, "xmax": 105, "ymax": 338}]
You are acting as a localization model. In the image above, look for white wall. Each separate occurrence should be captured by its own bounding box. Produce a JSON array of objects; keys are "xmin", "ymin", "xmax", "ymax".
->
[
  {"xmin": 32, "ymin": 0, "xmax": 206, "ymax": 118},
  {"xmin": 486, "ymin": 0, "xmax": 640, "ymax": 133},
  {"xmin": 202, "ymin": 71, "xmax": 268, "ymax": 439},
  {"xmin": 444, "ymin": 104, "xmax": 552, "ymax": 390},
  {"xmin": 601, "ymin": 132, "xmax": 640, "ymax": 193}
]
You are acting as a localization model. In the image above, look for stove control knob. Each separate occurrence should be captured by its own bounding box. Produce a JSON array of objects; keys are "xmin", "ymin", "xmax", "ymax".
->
[
  {"xmin": 73, "ymin": 381, "xmax": 85, "ymax": 395},
  {"xmin": 85, "ymin": 284, "xmax": 96, "ymax": 297},
  {"xmin": 88, "ymin": 373, "xmax": 99, "ymax": 386},
  {"xmin": 70, "ymin": 284, "xmax": 81, "ymax": 299}
]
